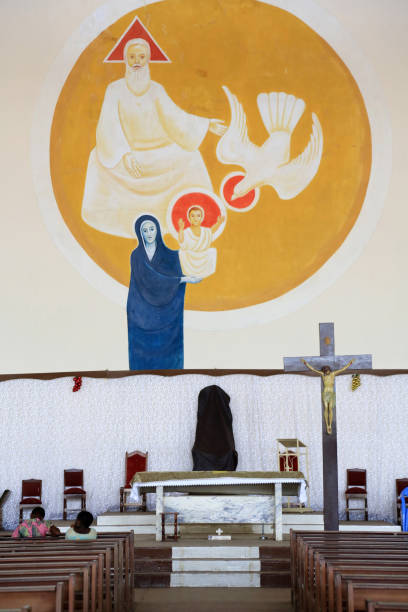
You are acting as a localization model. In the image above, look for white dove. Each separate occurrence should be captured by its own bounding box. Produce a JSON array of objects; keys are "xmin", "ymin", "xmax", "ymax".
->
[{"xmin": 216, "ymin": 86, "xmax": 323, "ymax": 201}]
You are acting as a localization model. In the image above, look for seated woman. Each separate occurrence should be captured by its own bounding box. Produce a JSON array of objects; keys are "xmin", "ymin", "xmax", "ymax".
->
[
  {"xmin": 65, "ymin": 510, "xmax": 97, "ymax": 541},
  {"xmin": 12, "ymin": 506, "xmax": 60, "ymax": 538}
]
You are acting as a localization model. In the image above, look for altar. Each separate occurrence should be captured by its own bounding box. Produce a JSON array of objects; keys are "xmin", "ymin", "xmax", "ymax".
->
[{"xmin": 130, "ymin": 471, "xmax": 306, "ymax": 541}]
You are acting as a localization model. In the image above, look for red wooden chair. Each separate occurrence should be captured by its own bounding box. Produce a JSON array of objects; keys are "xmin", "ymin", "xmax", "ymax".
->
[
  {"xmin": 63, "ymin": 468, "xmax": 86, "ymax": 520},
  {"xmin": 396, "ymin": 478, "xmax": 408, "ymax": 521},
  {"xmin": 19, "ymin": 479, "xmax": 42, "ymax": 521},
  {"xmin": 120, "ymin": 450, "xmax": 148, "ymax": 512},
  {"xmin": 345, "ymin": 468, "xmax": 368, "ymax": 520}
]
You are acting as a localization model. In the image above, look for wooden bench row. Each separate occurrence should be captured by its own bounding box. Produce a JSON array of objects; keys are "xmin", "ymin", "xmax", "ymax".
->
[
  {"xmin": 0, "ymin": 531, "xmax": 134, "ymax": 612},
  {"xmin": 290, "ymin": 530, "xmax": 408, "ymax": 612}
]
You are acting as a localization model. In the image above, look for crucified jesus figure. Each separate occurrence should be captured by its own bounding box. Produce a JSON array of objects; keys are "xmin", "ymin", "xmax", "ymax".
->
[{"xmin": 302, "ymin": 359, "xmax": 354, "ymax": 434}]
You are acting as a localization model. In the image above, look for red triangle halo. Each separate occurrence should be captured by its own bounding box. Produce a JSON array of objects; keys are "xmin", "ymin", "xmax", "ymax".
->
[{"xmin": 104, "ymin": 16, "xmax": 171, "ymax": 63}]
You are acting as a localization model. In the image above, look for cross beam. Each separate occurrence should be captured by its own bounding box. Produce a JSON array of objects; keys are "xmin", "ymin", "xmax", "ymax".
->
[{"xmin": 284, "ymin": 322, "xmax": 372, "ymax": 530}]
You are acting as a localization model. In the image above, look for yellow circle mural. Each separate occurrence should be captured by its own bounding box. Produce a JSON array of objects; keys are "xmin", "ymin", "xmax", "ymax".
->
[{"xmin": 50, "ymin": 0, "xmax": 371, "ymax": 312}]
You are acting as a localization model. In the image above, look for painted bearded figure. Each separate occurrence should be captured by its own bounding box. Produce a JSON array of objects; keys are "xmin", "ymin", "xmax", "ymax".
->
[{"xmin": 81, "ymin": 38, "xmax": 226, "ymax": 237}]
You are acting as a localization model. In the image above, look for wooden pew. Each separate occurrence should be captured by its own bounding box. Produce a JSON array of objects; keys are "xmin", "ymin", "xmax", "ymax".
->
[
  {"xmin": 302, "ymin": 540, "xmax": 408, "ymax": 611},
  {"xmin": 0, "ymin": 542, "xmax": 114, "ymax": 610},
  {"xmin": 290, "ymin": 531, "xmax": 408, "ymax": 612},
  {"xmin": 290, "ymin": 531, "xmax": 408, "ymax": 610},
  {"xmin": 313, "ymin": 549, "xmax": 408, "ymax": 611},
  {"xmin": 0, "ymin": 564, "xmax": 94, "ymax": 612},
  {"xmin": 0, "ymin": 575, "xmax": 75, "ymax": 612},
  {"xmin": 0, "ymin": 583, "xmax": 64, "ymax": 612},
  {"xmin": 334, "ymin": 574, "xmax": 408, "ymax": 612},
  {"xmin": 0, "ymin": 538, "xmax": 129, "ymax": 611},
  {"xmin": 366, "ymin": 603, "xmax": 408, "ymax": 611},
  {"xmin": 98, "ymin": 532, "xmax": 134, "ymax": 608},
  {"xmin": 323, "ymin": 560, "xmax": 408, "ymax": 612},
  {"xmin": 346, "ymin": 581, "xmax": 408, "ymax": 612},
  {"xmin": 0, "ymin": 532, "xmax": 134, "ymax": 611},
  {"xmin": 0, "ymin": 607, "xmax": 31, "ymax": 612},
  {"xmin": 290, "ymin": 529, "xmax": 407, "ymax": 595},
  {"xmin": 0, "ymin": 553, "xmax": 104, "ymax": 611},
  {"xmin": 313, "ymin": 550, "xmax": 408, "ymax": 612}
]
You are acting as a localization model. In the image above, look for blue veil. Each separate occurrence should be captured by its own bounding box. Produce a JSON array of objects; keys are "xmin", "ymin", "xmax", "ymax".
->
[{"xmin": 127, "ymin": 215, "xmax": 186, "ymax": 370}]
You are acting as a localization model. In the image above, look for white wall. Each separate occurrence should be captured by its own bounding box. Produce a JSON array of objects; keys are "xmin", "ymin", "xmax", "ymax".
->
[
  {"xmin": 1, "ymin": 374, "xmax": 406, "ymax": 530},
  {"xmin": 0, "ymin": 0, "xmax": 407, "ymax": 372}
]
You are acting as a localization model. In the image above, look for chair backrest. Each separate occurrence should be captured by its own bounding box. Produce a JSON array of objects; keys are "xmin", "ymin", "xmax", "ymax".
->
[
  {"xmin": 279, "ymin": 453, "xmax": 299, "ymax": 472},
  {"xmin": 64, "ymin": 469, "xmax": 84, "ymax": 488},
  {"xmin": 21, "ymin": 480, "xmax": 42, "ymax": 499},
  {"xmin": 125, "ymin": 451, "xmax": 148, "ymax": 488},
  {"xmin": 347, "ymin": 469, "xmax": 366, "ymax": 488},
  {"xmin": 396, "ymin": 478, "xmax": 408, "ymax": 498}
]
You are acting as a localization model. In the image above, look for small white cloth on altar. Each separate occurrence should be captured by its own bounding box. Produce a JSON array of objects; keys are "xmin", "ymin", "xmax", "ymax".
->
[{"xmin": 299, "ymin": 479, "xmax": 307, "ymax": 505}]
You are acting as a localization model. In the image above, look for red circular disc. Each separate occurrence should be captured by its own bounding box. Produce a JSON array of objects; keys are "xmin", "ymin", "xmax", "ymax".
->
[
  {"xmin": 222, "ymin": 174, "xmax": 257, "ymax": 210},
  {"xmin": 171, "ymin": 191, "xmax": 221, "ymax": 232}
]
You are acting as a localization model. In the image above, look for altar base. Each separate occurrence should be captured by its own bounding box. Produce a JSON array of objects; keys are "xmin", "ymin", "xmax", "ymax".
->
[{"xmin": 89, "ymin": 510, "xmax": 399, "ymax": 536}]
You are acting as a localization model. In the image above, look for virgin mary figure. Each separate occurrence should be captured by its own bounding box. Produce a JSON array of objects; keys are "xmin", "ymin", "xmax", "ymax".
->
[{"xmin": 127, "ymin": 214, "xmax": 199, "ymax": 370}]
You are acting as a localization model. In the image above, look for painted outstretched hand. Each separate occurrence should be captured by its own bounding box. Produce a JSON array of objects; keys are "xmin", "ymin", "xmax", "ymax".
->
[{"xmin": 180, "ymin": 276, "xmax": 202, "ymax": 284}]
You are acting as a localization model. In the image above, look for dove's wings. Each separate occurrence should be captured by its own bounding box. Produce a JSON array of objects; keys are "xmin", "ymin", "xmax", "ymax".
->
[
  {"xmin": 268, "ymin": 113, "xmax": 323, "ymax": 199},
  {"xmin": 216, "ymin": 86, "xmax": 258, "ymax": 169}
]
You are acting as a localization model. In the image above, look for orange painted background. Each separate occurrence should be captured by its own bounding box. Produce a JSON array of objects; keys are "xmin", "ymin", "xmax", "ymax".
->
[{"xmin": 50, "ymin": 0, "xmax": 371, "ymax": 312}]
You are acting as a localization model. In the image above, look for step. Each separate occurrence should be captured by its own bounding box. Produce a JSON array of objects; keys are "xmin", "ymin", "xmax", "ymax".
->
[
  {"xmin": 97, "ymin": 510, "xmax": 324, "ymax": 529},
  {"xmin": 135, "ymin": 559, "xmax": 172, "ymax": 573},
  {"xmin": 170, "ymin": 571, "xmax": 261, "ymax": 587},
  {"xmin": 260, "ymin": 571, "xmax": 291, "ymax": 588},
  {"xmin": 132, "ymin": 545, "xmax": 291, "ymax": 589},
  {"xmin": 172, "ymin": 546, "xmax": 259, "ymax": 559},
  {"xmin": 98, "ymin": 511, "xmax": 155, "ymax": 526},
  {"xmin": 133, "ymin": 570, "xmax": 291, "ymax": 589},
  {"xmin": 172, "ymin": 559, "xmax": 261, "ymax": 572}
]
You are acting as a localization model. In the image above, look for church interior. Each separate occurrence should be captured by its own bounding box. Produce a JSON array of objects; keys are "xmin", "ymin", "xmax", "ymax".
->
[{"xmin": 2, "ymin": 0, "xmax": 408, "ymax": 610}]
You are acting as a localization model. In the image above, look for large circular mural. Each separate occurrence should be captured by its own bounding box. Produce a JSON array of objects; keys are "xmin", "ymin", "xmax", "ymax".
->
[{"xmin": 33, "ymin": 0, "xmax": 389, "ymax": 329}]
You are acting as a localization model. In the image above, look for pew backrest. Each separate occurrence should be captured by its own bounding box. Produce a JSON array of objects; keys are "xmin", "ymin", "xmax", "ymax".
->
[{"xmin": 0, "ymin": 583, "xmax": 64, "ymax": 612}]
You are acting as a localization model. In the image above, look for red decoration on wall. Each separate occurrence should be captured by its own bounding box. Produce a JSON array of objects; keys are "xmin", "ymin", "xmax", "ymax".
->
[
  {"xmin": 104, "ymin": 17, "xmax": 170, "ymax": 63},
  {"xmin": 72, "ymin": 376, "xmax": 82, "ymax": 392}
]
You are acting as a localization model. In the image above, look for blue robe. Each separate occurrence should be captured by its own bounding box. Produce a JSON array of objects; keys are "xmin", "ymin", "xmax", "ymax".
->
[{"xmin": 127, "ymin": 215, "xmax": 186, "ymax": 370}]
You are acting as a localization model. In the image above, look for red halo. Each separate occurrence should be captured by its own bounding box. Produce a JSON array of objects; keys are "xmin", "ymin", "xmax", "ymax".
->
[
  {"xmin": 171, "ymin": 191, "xmax": 221, "ymax": 232},
  {"xmin": 222, "ymin": 174, "xmax": 257, "ymax": 210}
]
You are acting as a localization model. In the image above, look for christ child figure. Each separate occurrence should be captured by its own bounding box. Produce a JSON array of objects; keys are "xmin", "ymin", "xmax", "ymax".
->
[
  {"xmin": 177, "ymin": 206, "xmax": 225, "ymax": 278},
  {"xmin": 302, "ymin": 358, "xmax": 354, "ymax": 434}
]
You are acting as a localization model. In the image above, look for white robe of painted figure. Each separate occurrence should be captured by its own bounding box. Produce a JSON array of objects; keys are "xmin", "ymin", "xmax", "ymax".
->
[
  {"xmin": 81, "ymin": 79, "xmax": 212, "ymax": 237},
  {"xmin": 179, "ymin": 226, "xmax": 217, "ymax": 278}
]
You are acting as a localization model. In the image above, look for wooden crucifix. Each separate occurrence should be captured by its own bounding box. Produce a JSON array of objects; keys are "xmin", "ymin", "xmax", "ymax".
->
[{"xmin": 284, "ymin": 322, "xmax": 372, "ymax": 530}]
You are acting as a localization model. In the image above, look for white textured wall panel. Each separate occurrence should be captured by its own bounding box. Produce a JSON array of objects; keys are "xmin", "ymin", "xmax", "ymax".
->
[{"xmin": 0, "ymin": 373, "xmax": 406, "ymax": 529}]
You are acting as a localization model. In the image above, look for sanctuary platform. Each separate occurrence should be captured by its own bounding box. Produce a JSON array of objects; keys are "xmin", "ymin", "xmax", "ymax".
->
[
  {"xmin": 92, "ymin": 510, "xmax": 400, "ymax": 536},
  {"xmin": 44, "ymin": 511, "xmax": 400, "ymax": 589}
]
